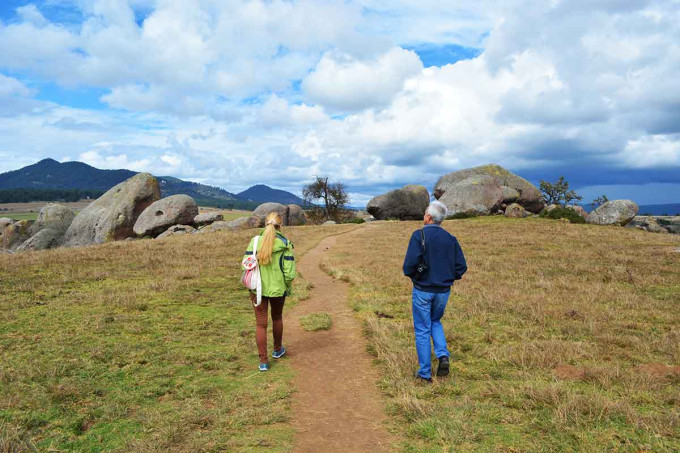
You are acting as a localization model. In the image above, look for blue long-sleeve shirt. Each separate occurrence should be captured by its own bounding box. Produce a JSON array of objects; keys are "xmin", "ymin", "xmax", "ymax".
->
[{"xmin": 403, "ymin": 224, "xmax": 467, "ymax": 293}]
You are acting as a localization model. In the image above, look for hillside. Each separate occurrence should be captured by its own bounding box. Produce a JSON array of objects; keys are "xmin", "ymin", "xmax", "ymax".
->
[
  {"xmin": 0, "ymin": 158, "xmax": 135, "ymax": 191},
  {"xmin": 0, "ymin": 159, "xmax": 307, "ymax": 209},
  {"xmin": 0, "ymin": 159, "xmax": 254, "ymax": 208},
  {"xmin": 237, "ymin": 184, "xmax": 306, "ymax": 205}
]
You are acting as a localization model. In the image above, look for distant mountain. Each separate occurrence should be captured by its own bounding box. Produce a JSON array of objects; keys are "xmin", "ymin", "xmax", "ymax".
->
[
  {"xmin": 0, "ymin": 158, "xmax": 136, "ymax": 191},
  {"xmin": 237, "ymin": 184, "xmax": 306, "ymax": 205},
  {"xmin": 638, "ymin": 203, "xmax": 680, "ymax": 216},
  {"xmin": 0, "ymin": 158, "xmax": 258, "ymax": 209}
]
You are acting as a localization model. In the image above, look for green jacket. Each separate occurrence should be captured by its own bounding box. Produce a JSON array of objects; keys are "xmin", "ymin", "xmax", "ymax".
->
[{"xmin": 243, "ymin": 231, "xmax": 296, "ymax": 297}]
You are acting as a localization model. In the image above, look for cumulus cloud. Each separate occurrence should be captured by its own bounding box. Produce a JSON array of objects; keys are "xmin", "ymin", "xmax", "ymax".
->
[
  {"xmin": 303, "ymin": 47, "xmax": 423, "ymax": 112},
  {"xmin": 0, "ymin": 0, "xmax": 679, "ymax": 205}
]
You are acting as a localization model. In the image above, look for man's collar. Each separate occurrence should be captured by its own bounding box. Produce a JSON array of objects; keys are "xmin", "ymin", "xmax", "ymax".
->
[{"xmin": 424, "ymin": 223, "xmax": 441, "ymax": 228}]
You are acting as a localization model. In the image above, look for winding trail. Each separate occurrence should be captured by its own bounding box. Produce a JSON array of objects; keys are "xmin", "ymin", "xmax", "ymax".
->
[{"xmin": 286, "ymin": 228, "xmax": 393, "ymax": 452}]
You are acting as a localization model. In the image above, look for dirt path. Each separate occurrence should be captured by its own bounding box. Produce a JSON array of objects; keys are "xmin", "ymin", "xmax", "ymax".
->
[{"xmin": 286, "ymin": 229, "xmax": 393, "ymax": 452}]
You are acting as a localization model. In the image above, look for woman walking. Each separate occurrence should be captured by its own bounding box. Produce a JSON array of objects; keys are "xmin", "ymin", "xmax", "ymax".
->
[{"xmin": 243, "ymin": 212, "xmax": 296, "ymax": 371}]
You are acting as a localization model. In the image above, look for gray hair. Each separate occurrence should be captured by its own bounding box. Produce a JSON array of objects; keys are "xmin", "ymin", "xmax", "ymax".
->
[{"xmin": 426, "ymin": 201, "xmax": 447, "ymax": 224}]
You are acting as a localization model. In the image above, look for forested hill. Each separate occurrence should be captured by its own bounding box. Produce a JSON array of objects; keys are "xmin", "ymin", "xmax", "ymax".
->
[
  {"xmin": 237, "ymin": 184, "xmax": 306, "ymax": 205},
  {"xmin": 0, "ymin": 159, "xmax": 293, "ymax": 209},
  {"xmin": 0, "ymin": 158, "xmax": 135, "ymax": 191}
]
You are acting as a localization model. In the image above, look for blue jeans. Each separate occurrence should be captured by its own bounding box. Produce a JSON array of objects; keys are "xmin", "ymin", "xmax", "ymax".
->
[{"xmin": 412, "ymin": 287, "xmax": 450, "ymax": 379}]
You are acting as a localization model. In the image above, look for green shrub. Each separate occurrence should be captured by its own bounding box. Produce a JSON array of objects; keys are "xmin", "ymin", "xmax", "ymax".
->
[
  {"xmin": 539, "ymin": 207, "xmax": 586, "ymax": 224},
  {"xmin": 343, "ymin": 217, "xmax": 365, "ymax": 224}
]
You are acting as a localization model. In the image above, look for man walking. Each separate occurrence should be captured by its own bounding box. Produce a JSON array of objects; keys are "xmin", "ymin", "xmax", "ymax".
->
[{"xmin": 403, "ymin": 201, "xmax": 467, "ymax": 383}]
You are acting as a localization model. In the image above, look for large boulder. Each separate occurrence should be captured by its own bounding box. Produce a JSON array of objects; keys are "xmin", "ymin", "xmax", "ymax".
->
[
  {"xmin": 438, "ymin": 175, "xmax": 504, "ymax": 217},
  {"xmin": 366, "ymin": 185, "xmax": 429, "ymax": 220},
  {"xmin": 435, "ymin": 164, "xmax": 545, "ymax": 213},
  {"xmin": 253, "ymin": 203, "xmax": 289, "ymax": 226},
  {"xmin": 2, "ymin": 220, "xmax": 34, "ymax": 250},
  {"xmin": 133, "ymin": 194, "xmax": 199, "ymax": 237},
  {"xmin": 0, "ymin": 218, "xmax": 13, "ymax": 229},
  {"xmin": 17, "ymin": 228, "xmax": 64, "ymax": 252},
  {"xmin": 156, "ymin": 224, "xmax": 197, "ymax": 239},
  {"xmin": 31, "ymin": 204, "xmax": 76, "ymax": 236},
  {"xmin": 63, "ymin": 173, "xmax": 161, "ymax": 247},
  {"xmin": 587, "ymin": 200, "xmax": 638, "ymax": 226},
  {"xmin": 0, "ymin": 218, "xmax": 14, "ymax": 245},
  {"xmin": 505, "ymin": 203, "xmax": 528, "ymax": 218},
  {"xmin": 194, "ymin": 211, "xmax": 224, "ymax": 226},
  {"xmin": 287, "ymin": 204, "xmax": 307, "ymax": 226},
  {"xmin": 15, "ymin": 204, "xmax": 76, "ymax": 252}
]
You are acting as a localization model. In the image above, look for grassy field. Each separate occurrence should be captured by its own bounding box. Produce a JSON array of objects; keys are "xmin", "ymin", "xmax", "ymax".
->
[
  {"xmin": 196, "ymin": 209, "xmax": 253, "ymax": 222},
  {"xmin": 2, "ymin": 212, "xmax": 38, "ymax": 221},
  {"xmin": 0, "ymin": 224, "xmax": 354, "ymax": 452},
  {"xmin": 322, "ymin": 217, "xmax": 680, "ymax": 452},
  {"xmin": 2, "ymin": 218, "xmax": 679, "ymax": 452}
]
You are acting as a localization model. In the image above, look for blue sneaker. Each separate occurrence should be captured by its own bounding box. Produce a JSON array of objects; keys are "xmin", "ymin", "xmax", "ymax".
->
[
  {"xmin": 272, "ymin": 346, "xmax": 286, "ymax": 359},
  {"xmin": 259, "ymin": 363, "xmax": 269, "ymax": 372}
]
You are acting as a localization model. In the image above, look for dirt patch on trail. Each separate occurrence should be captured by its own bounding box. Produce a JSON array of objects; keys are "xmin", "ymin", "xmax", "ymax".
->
[{"xmin": 286, "ymin": 230, "xmax": 394, "ymax": 452}]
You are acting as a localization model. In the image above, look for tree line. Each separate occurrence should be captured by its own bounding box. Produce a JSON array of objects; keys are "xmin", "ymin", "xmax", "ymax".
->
[{"xmin": 0, "ymin": 188, "xmax": 105, "ymax": 203}]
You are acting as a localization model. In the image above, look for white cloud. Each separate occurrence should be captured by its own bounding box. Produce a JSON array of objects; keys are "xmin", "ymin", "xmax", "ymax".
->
[
  {"xmin": 258, "ymin": 95, "xmax": 327, "ymax": 128},
  {"xmin": 303, "ymin": 48, "xmax": 423, "ymax": 112},
  {"xmin": 0, "ymin": 74, "xmax": 32, "ymax": 98},
  {"xmin": 0, "ymin": 0, "xmax": 679, "ymax": 205}
]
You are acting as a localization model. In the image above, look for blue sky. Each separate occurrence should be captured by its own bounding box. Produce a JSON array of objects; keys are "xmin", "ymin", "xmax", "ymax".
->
[{"xmin": 0, "ymin": 0, "xmax": 679, "ymax": 206}]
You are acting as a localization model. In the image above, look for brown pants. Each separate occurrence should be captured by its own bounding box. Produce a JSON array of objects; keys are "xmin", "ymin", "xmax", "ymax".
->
[{"xmin": 252, "ymin": 294, "xmax": 286, "ymax": 363}]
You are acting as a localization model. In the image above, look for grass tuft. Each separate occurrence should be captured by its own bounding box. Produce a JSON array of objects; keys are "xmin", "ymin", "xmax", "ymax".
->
[{"xmin": 299, "ymin": 313, "xmax": 333, "ymax": 331}]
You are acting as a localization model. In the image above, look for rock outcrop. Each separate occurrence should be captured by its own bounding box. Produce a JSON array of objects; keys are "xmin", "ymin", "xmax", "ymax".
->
[
  {"xmin": 194, "ymin": 212, "xmax": 224, "ymax": 226},
  {"xmin": 586, "ymin": 200, "xmax": 638, "ymax": 226},
  {"xmin": 253, "ymin": 203, "xmax": 289, "ymax": 226},
  {"xmin": 17, "ymin": 229, "xmax": 64, "ymax": 252},
  {"xmin": 505, "ymin": 203, "xmax": 528, "ymax": 218},
  {"xmin": 16, "ymin": 204, "xmax": 76, "ymax": 251},
  {"xmin": 63, "ymin": 173, "xmax": 161, "ymax": 247},
  {"xmin": 198, "ymin": 216, "xmax": 261, "ymax": 233},
  {"xmin": 133, "ymin": 194, "xmax": 198, "ymax": 237},
  {"xmin": 438, "ymin": 175, "xmax": 503, "ymax": 217},
  {"xmin": 156, "ymin": 224, "xmax": 197, "ymax": 239},
  {"xmin": 434, "ymin": 164, "xmax": 545, "ymax": 213},
  {"xmin": 287, "ymin": 204, "xmax": 306, "ymax": 226},
  {"xmin": 0, "ymin": 218, "xmax": 14, "ymax": 245},
  {"xmin": 627, "ymin": 216, "xmax": 677, "ymax": 234},
  {"xmin": 366, "ymin": 185, "xmax": 429, "ymax": 220},
  {"xmin": 2, "ymin": 220, "xmax": 33, "ymax": 250},
  {"xmin": 30, "ymin": 204, "xmax": 76, "ymax": 236}
]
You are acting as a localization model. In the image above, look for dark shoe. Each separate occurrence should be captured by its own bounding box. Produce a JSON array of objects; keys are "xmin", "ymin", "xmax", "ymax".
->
[
  {"xmin": 415, "ymin": 374, "xmax": 433, "ymax": 384},
  {"xmin": 436, "ymin": 356, "xmax": 450, "ymax": 377}
]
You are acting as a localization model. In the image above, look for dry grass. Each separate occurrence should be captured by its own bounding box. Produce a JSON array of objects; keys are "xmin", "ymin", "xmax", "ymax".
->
[
  {"xmin": 322, "ymin": 217, "xmax": 680, "ymax": 452},
  {"xmin": 0, "ymin": 223, "xmax": 355, "ymax": 452}
]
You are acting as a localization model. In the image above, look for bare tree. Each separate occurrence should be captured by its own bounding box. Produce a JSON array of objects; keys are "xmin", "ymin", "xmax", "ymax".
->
[{"xmin": 302, "ymin": 176, "xmax": 349, "ymax": 221}]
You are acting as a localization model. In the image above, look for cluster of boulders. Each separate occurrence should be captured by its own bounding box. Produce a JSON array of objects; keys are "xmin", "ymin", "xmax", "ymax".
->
[
  {"xmin": 366, "ymin": 164, "xmax": 545, "ymax": 220},
  {"xmin": 626, "ymin": 216, "xmax": 679, "ymax": 234},
  {"xmin": 364, "ymin": 163, "xmax": 676, "ymax": 234},
  {"xmin": 1, "ymin": 174, "xmax": 309, "ymax": 253},
  {"xmin": 196, "ymin": 202, "xmax": 306, "ymax": 234}
]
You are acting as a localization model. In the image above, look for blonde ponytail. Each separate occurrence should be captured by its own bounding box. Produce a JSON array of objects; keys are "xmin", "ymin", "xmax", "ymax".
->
[{"xmin": 258, "ymin": 212, "xmax": 283, "ymax": 265}]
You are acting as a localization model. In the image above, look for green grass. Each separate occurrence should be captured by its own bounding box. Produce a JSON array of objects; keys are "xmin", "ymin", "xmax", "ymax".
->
[
  {"xmin": 299, "ymin": 313, "xmax": 332, "ymax": 331},
  {"xmin": 0, "ymin": 224, "xmax": 355, "ymax": 451},
  {"xmin": 4, "ymin": 212, "xmax": 38, "ymax": 221},
  {"xmin": 322, "ymin": 216, "xmax": 680, "ymax": 452}
]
